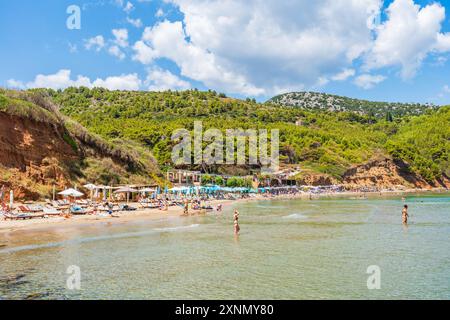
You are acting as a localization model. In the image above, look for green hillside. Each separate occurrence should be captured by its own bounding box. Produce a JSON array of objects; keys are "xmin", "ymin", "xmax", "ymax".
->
[
  {"xmin": 269, "ymin": 91, "xmax": 439, "ymax": 118},
  {"xmin": 36, "ymin": 87, "xmax": 449, "ymax": 184},
  {"xmin": 0, "ymin": 89, "xmax": 161, "ymax": 198}
]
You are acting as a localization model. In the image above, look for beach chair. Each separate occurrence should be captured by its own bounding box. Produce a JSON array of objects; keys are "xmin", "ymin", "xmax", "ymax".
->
[
  {"xmin": 43, "ymin": 206, "xmax": 62, "ymax": 216},
  {"xmin": 70, "ymin": 205, "xmax": 94, "ymax": 215}
]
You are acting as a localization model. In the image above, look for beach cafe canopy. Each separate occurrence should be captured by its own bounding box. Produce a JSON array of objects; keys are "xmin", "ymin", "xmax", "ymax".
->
[
  {"xmin": 114, "ymin": 187, "xmax": 138, "ymax": 203},
  {"xmin": 58, "ymin": 188, "xmax": 84, "ymax": 197},
  {"xmin": 140, "ymin": 188, "xmax": 156, "ymax": 193}
]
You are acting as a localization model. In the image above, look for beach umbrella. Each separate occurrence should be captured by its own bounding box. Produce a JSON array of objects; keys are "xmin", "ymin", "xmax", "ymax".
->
[
  {"xmin": 114, "ymin": 187, "xmax": 138, "ymax": 203},
  {"xmin": 83, "ymin": 184, "xmax": 96, "ymax": 200},
  {"xmin": 58, "ymin": 188, "xmax": 84, "ymax": 197}
]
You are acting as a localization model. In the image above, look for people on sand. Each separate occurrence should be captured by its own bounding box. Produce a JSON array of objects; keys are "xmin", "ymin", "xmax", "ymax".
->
[
  {"xmin": 216, "ymin": 204, "xmax": 222, "ymax": 212},
  {"xmin": 402, "ymin": 204, "xmax": 409, "ymax": 225},
  {"xmin": 183, "ymin": 199, "xmax": 189, "ymax": 216}
]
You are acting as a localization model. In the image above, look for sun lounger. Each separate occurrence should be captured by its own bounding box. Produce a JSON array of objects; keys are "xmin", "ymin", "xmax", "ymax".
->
[
  {"xmin": 70, "ymin": 206, "xmax": 94, "ymax": 215},
  {"xmin": 4, "ymin": 212, "xmax": 45, "ymax": 220},
  {"xmin": 43, "ymin": 207, "xmax": 62, "ymax": 216}
]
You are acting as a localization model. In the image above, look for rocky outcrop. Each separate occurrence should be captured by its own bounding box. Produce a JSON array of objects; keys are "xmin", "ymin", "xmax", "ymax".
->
[
  {"xmin": 342, "ymin": 157, "xmax": 449, "ymax": 190},
  {"xmin": 0, "ymin": 112, "xmax": 77, "ymax": 171},
  {"xmin": 296, "ymin": 172, "xmax": 338, "ymax": 186}
]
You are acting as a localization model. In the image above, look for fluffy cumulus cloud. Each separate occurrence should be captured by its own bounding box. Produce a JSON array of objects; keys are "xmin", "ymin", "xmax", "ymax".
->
[
  {"xmin": 145, "ymin": 67, "xmax": 191, "ymax": 91},
  {"xmin": 131, "ymin": 0, "xmax": 382, "ymax": 96},
  {"xmin": 7, "ymin": 70, "xmax": 141, "ymax": 91},
  {"xmin": 365, "ymin": 0, "xmax": 450, "ymax": 79},
  {"xmin": 127, "ymin": 17, "xmax": 143, "ymax": 28},
  {"xmin": 112, "ymin": 28, "xmax": 129, "ymax": 48},
  {"xmin": 84, "ymin": 35, "xmax": 105, "ymax": 51},
  {"xmin": 354, "ymin": 74, "xmax": 386, "ymax": 89}
]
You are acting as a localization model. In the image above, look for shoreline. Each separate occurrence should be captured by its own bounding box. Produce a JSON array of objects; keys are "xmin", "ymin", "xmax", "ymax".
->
[{"xmin": 0, "ymin": 188, "xmax": 448, "ymax": 235}]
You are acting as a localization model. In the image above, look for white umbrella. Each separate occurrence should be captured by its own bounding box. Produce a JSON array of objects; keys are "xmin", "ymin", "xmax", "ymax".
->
[
  {"xmin": 114, "ymin": 187, "xmax": 138, "ymax": 193},
  {"xmin": 83, "ymin": 184, "xmax": 96, "ymax": 200},
  {"xmin": 58, "ymin": 188, "xmax": 84, "ymax": 197},
  {"xmin": 83, "ymin": 183, "xmax": 97, "ymax": 190},
  {"xmin": 114, "ymin": 187, "xmax": 138, "ymax": 203}
]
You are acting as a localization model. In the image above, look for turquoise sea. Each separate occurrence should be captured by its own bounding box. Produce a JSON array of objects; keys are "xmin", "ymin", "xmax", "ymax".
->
[{"xmin": 0, "ymin": 194, "xmax": 449, "ymax": 299}]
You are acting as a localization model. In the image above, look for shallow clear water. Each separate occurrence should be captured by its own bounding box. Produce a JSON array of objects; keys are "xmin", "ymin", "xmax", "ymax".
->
[{"xmin": 0, "ymin": 194, "xmax": 449, "ymax": 300}]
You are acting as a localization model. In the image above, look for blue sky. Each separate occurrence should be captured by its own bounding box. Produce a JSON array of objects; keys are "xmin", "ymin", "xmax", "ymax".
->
[{"xmin": 1, "ymin": 0, "xmax": 450, "ymax": 104}]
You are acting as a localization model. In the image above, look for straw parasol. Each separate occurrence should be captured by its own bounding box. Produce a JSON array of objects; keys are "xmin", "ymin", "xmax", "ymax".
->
[{"xmin": 114, "ymin": 187, "xmax": 138, "ymax": 203}]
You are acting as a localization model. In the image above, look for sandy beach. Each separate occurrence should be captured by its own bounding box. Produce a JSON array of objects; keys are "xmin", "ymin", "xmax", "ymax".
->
[{"xmin": 1, "ymin": 188, "xmax": 447, "ymax": 235}]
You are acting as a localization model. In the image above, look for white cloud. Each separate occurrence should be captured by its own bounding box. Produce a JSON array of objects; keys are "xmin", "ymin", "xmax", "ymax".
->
[
  {"xmin": 365, "ymin": 0, "xmax": 450, "ymax": 79},
  {"xmin": 135, "ymin": 19, "xmax": 265, "ymax": 95},
  {"xmin": 444, "ymin": 85, "xmax": 450, "ymax": 94},
  {"xmin": 84, "ymin": 35, "xmax": 105, "ymax": 51},
  {"xmin": 127, "ymin": 17, "xmax": 143, "ymax": 28},
  {"xmin": 130, "ymin": 0, "xmax": 383, "ymax": 96},
  {"xmin": 354, "ymin": 74, "xmax": 386, "ymax": 89},
  {"xmin": 145, "ymin": 67, "xmax": 191, "ymax": 91},
  {"xmin": 108, "ymin": 45, "xmax": 126, "ymax": 60},
  {"xmin": 331, "ymin": 69, "xmax": 356, "ymax": 81},
  {"xmin": 155, "ymin": 8, "xmax": 164, "ymax": 18},
  {"xmin": 7, "ymin": 69, "xmax": 142, "ymax": 91},
  {"xmin": 123, "ymin": 1, "xmax": 134, "ymax": 14},
  {"xmin": 132, "ymin": 40, "xmax": 157, "ymax": 64},
  {"xmin": 92, "ymin": 74, "xmax": 141, "ymax": 90},
  {"xmin": 112, "ymin": 28, "xmax": 129, "ymax": 48}
]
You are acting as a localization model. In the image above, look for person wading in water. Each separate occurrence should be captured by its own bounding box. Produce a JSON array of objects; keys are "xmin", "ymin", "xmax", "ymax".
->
[
  {"xmin": 402, "ymin": 205, "xmax": 409, "ymax": 225},
  {"xmin": 233, "ymin": 209, "xmax": 240, "ymax": 235}
]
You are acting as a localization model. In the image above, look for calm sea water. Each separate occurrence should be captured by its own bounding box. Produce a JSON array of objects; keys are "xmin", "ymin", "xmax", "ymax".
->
[{"xmin": 0, "ymin": 194, "xmax": 449, "ymax": 300}]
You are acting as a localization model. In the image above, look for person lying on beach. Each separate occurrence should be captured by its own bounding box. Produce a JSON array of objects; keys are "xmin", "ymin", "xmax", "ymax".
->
[{"xmin": 402, "ymin": 205, "xmax": 409, "ymax": 225}]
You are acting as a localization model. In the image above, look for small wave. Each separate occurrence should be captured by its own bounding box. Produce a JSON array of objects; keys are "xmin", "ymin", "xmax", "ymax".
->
[
  {"xmin": 282, "ymin": 213, "xmax": 308, "ymax": 219},
  {"xmin": 153, "ymin": 224, "xmax": 200, "ymax": 232}
]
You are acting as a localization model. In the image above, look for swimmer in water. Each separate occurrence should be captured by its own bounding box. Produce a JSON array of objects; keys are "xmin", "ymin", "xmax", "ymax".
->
[{"xmin": 402, "ymin": 204, "xmax": 409, "ymax": 225}]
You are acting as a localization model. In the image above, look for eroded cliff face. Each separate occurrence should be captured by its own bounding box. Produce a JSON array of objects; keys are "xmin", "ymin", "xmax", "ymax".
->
[
  {"xmin": 0, "ymin": 112, "xmax": 77, "ymax": 171},
  {"xmin": 296, "ymin": 173, "xmax": 338, "ymax": 186},
  {"xmin": 0, "ymin": 112, "xmax": 79, "ymax": 199},
  {"xmin": 342, "ymin": 157, "xmax": 449, "ymax": 190}
]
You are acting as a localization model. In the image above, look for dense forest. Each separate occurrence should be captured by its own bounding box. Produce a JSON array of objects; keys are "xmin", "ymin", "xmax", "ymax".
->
[{"xmin": 29, "ymin": 87, "xmax": 449, "ymax": 185}]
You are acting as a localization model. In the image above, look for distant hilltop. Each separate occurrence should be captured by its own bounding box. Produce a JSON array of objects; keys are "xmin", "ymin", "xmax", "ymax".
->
[{"xmin": 268, "ymin": 91, "xmax": 439, "ymax": 118}]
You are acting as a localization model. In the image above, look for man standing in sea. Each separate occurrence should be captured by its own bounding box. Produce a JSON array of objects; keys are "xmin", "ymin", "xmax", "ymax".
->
[{"xmin": 402, "ymin": 205, "xmax": 409, "ymax": 225}]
